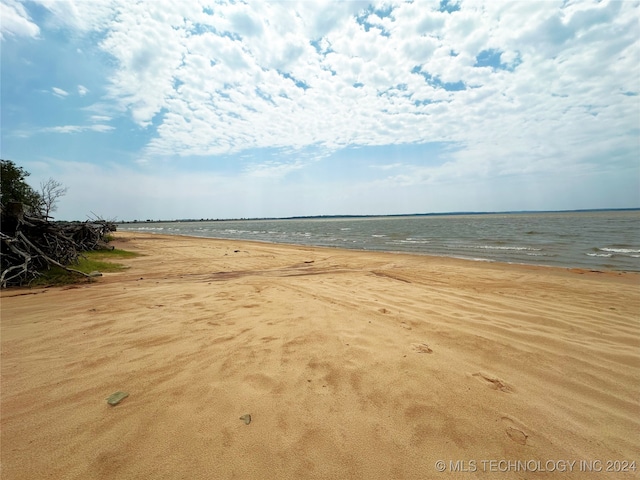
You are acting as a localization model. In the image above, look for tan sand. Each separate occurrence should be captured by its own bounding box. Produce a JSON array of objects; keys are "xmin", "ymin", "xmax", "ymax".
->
[{"xmin": 1, "ymin": 232, "xmax": 639, "ymax": 479}]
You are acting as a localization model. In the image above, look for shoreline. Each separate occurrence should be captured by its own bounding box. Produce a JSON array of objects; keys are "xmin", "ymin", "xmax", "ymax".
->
[
  {"xmin": 116, "ymin": 209, "xmax": 640, "ymax": 274},
  {"xmin": 111, "ymin": 231, "xmax": 640, "ymax": 280},
  {"xmin": 2, "ymin": 231, "xmax": 639, "ymax": 479}
]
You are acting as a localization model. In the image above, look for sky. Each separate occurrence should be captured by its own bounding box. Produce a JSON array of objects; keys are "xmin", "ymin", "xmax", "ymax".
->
[{"xmin": 1, "ymin": 0, "xmax": 639, "ymax": 221}]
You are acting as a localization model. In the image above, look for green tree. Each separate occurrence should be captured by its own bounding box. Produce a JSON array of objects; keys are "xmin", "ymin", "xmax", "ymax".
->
[{"xmin": 0, "ymin": 159, "xmax": 42, "ymax": 212}]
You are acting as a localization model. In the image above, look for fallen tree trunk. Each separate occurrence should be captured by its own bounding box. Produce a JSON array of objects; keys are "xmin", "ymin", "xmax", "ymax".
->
[{"xmin": 0, "ymin": 202, "xmax": 117, "ymax": 288}]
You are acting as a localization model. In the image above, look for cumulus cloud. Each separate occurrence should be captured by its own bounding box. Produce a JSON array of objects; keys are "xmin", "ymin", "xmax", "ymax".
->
[
  {"xmin": 23, "ymin": 0, "xmax": 640, "ymax": 185},
  {"xmin": 0, "ymin": 0, "xmax": 40, "ymax": 40},
  {"xmin": 32, "ymin": 0, "xmax": 118, "ymax": 32}
]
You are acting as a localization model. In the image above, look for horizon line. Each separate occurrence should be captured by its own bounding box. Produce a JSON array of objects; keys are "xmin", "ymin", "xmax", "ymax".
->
[{"xmin": 116, "ymin": 207, "xmax": 640, "ymax": 224}]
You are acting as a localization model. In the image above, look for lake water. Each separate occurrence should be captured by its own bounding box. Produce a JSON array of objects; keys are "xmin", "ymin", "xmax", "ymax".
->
[{"xmin": 118, "ymin": 210, "xmax": 640, "ymax": 272}]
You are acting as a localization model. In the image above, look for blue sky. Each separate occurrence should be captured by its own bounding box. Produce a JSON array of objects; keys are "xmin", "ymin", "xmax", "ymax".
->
[{"xmin": 1, "ymin": 0, "xmax": 638, "ymax": 221}]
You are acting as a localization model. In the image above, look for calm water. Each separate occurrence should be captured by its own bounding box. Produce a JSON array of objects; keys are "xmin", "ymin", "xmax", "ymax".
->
[{"xmin": 118, "ymin": 210, "xmax": 640, "ymax": 272}]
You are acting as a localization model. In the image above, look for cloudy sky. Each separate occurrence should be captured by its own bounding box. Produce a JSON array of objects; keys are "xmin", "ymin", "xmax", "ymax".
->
[{"xmin": 1, "ymin": 0, "xmax": 638, "ymax": 221}]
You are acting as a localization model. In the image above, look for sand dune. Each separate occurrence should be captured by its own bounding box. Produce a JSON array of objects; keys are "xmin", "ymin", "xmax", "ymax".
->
[{"xmin": 1, "ymin": 232, "xmax": 639, "ymax": 479}]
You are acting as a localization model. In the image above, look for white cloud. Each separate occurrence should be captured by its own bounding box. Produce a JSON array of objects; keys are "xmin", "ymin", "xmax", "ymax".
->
[
  {"xmin": 89, "ymin": 115, "xmax": 112, "ymax": 122},
  {"xmin": 32, "ymin": 0, "xmax": 119, "ymax": 32},
  {"xmin": 98, "ymin": 1, "xmax": 188, "ymax": 126},
  {"xmin": 42, "ymin": 124, "xmax": 114, "ymax": 134},
  {"xmin": 51, "ymin": 86, "xmax": 69, "ymax": 97},
  {"xmin": 18, "ymin": 0, "xmax": 640, "ymax": 188},
  {"xmin": 77, "ymin": 84, "xmax": 89, "ymax": 96},
  {"xmin": 0, "ymin": 0, "xmax": 40, "ymax": 40}
]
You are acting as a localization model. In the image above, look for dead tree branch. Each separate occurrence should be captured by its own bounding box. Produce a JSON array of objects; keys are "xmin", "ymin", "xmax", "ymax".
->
[{"xmin": 0, "ymin": 202, "xmax": 117, "ymax": 288}]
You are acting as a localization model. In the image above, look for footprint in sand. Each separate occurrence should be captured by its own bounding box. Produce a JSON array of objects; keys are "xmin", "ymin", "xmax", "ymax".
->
[
  {"xmin": 506, "ymin": 427, "xmax": 528, "ymax": 445},
  {"xmin": 411, "ymin": 343, "xmax": 433, "ymax": 354},
  {"xmin": 501, "ymin": 416, "xmax": 529, "ymax": 445},
  {"xmin": 472, "ymin": 372, "xmax": 512, "ymax": 393}
]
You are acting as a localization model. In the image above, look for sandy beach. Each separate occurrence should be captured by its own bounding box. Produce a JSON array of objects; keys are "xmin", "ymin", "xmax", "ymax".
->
[{"xmin": 1, "ymin": 231, "xmax": 639, "ymax": 479}]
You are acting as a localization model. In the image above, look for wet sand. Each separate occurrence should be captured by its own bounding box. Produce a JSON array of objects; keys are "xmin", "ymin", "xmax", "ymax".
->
[{"xmin": 1, "ymin": 232, "xmax": 639, "ymax": 479}]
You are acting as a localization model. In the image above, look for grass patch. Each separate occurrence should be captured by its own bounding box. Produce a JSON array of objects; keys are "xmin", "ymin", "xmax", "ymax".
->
[
  {"xmin": 31, "ymin": 248, "xmax": 141, "ymax": 286},
  {"xmin": 86, "ymin": 248, "xmax": 142, "ymax": 260}
]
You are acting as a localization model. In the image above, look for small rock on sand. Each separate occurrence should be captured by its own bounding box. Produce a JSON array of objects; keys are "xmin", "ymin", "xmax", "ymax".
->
[{"xmin": 106, "ymin": 391, "xmax": 129, "ymax": 406}]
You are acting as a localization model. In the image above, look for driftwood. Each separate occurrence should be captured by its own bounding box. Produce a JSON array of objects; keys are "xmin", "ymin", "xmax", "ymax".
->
[{"xmin": 0, "ymin": 202, "xmax": 116, "ymax": 288}]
